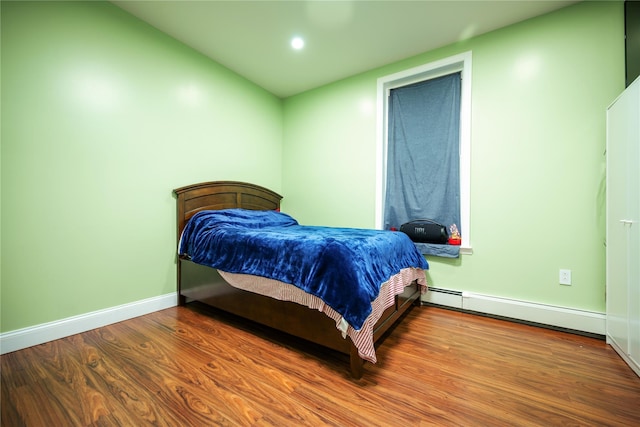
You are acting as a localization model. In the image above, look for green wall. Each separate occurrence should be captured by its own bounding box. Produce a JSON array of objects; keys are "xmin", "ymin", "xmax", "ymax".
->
[
  {"xmin": 0, "ymin": 1, "xmax": 626, "ymax": 334},
  {"xmin": 282, "ymin": 1, "xmax": 625, "ymax": 312},
  {"xmin": 0, "ymin": 1, "xmax": 283, "ymax": 332}
]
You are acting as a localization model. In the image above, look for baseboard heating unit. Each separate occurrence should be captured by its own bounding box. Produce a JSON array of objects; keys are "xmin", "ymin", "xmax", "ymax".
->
[{"xmin": 423, "ymin": 287, "xmax": 605, "ymax": 337}]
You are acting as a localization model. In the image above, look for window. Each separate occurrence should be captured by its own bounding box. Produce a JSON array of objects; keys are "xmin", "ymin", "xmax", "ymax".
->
[{"xmin": 375, "ymin": 52, "xmax": 472, "ymax": 252}]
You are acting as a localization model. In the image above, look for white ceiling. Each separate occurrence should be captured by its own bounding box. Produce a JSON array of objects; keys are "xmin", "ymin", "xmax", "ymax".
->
[{"xmin": 112, "ymin": 0, "xmax": 579, "ymax": 98}]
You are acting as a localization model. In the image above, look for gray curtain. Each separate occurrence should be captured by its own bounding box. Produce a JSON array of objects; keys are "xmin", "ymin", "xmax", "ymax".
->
[{"xmin": 384, "ymin": 72, "xmax": 461, "ymax": 238}]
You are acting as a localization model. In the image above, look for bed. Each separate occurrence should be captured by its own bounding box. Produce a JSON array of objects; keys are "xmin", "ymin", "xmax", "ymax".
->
[{"xmin": 174, "ymin": 181, "xmax": 428, "ymax": 378}]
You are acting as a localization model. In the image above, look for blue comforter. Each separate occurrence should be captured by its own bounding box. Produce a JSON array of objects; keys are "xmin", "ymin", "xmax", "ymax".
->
[{"xmin": 179, "ymin": 209, "xmax": 428, "ymax": 330}]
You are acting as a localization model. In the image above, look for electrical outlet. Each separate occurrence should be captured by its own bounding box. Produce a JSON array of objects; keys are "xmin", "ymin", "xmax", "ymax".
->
[{"xmin": 559, "ymin": 269, "xmax": 572, "ymax": 285}]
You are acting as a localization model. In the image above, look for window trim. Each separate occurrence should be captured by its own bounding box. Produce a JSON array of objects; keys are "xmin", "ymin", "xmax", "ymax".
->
[{"xmin": 375, "ymin": 51, "xmax": 472, "ymax": 253}]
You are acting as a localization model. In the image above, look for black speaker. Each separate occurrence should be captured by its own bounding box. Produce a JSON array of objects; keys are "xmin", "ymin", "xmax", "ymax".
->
[{"xmin": 399, "ymin": 220, "xmax": 448, "ymax": 244}]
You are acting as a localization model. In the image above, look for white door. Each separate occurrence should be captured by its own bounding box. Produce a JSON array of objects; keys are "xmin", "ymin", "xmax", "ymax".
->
[
  {"xmin": 606, "ymin": 85, "xmax": 631, "ymax": 354},
  {"xmin": 606, "ymin": 76, "xmax": 640, "ymax": 376},
  {"xmin": 625, "ymin": 79, "xmax": 640, "ymax": 369}
]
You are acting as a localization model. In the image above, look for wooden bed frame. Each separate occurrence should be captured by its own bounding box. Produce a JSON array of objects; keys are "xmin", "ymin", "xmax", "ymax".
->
[{"xmin": 174, "ymin": 181, "xmax": 422, "ymax": 378}]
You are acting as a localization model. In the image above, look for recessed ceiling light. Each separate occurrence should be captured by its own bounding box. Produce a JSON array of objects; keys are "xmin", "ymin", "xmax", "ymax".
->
[{"xmin": 291, "ymin": 36, "xmax": 305, "ymax": 50}]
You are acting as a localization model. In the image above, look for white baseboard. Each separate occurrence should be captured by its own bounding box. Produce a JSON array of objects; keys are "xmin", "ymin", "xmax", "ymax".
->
[
  {"xmin": 1, "ymin": 289, "xmax": 606, "ymax": 355},
  {"xmin": 423, "ymin": 288, "xmax": 606, "ymax": 336},
  {"xmin": 0, "ymin": 293, "xmax": 178, "ymax": 355}
]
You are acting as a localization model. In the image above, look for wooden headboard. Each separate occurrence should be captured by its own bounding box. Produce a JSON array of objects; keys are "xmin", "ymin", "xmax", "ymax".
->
[{"xmin": 173, "ymin": 181, "xmax": 283, "ymax": 239}]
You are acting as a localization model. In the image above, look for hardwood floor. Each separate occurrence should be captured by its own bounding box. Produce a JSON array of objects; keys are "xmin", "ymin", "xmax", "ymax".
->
[{"xmin": 2, "ymin": 304, "xmax": 639, "ymax": 426}]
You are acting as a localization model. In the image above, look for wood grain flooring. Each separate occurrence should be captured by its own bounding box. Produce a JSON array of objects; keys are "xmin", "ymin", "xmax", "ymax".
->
[{"xmin": 2, "ymin": 303, "xmax": 639, "ymax": 426}]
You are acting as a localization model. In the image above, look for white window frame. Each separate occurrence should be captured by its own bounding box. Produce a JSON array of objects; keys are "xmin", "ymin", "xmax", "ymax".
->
[{"xmin": 375, "ymin": 51, "xmax": 472, "ymax": 253}]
